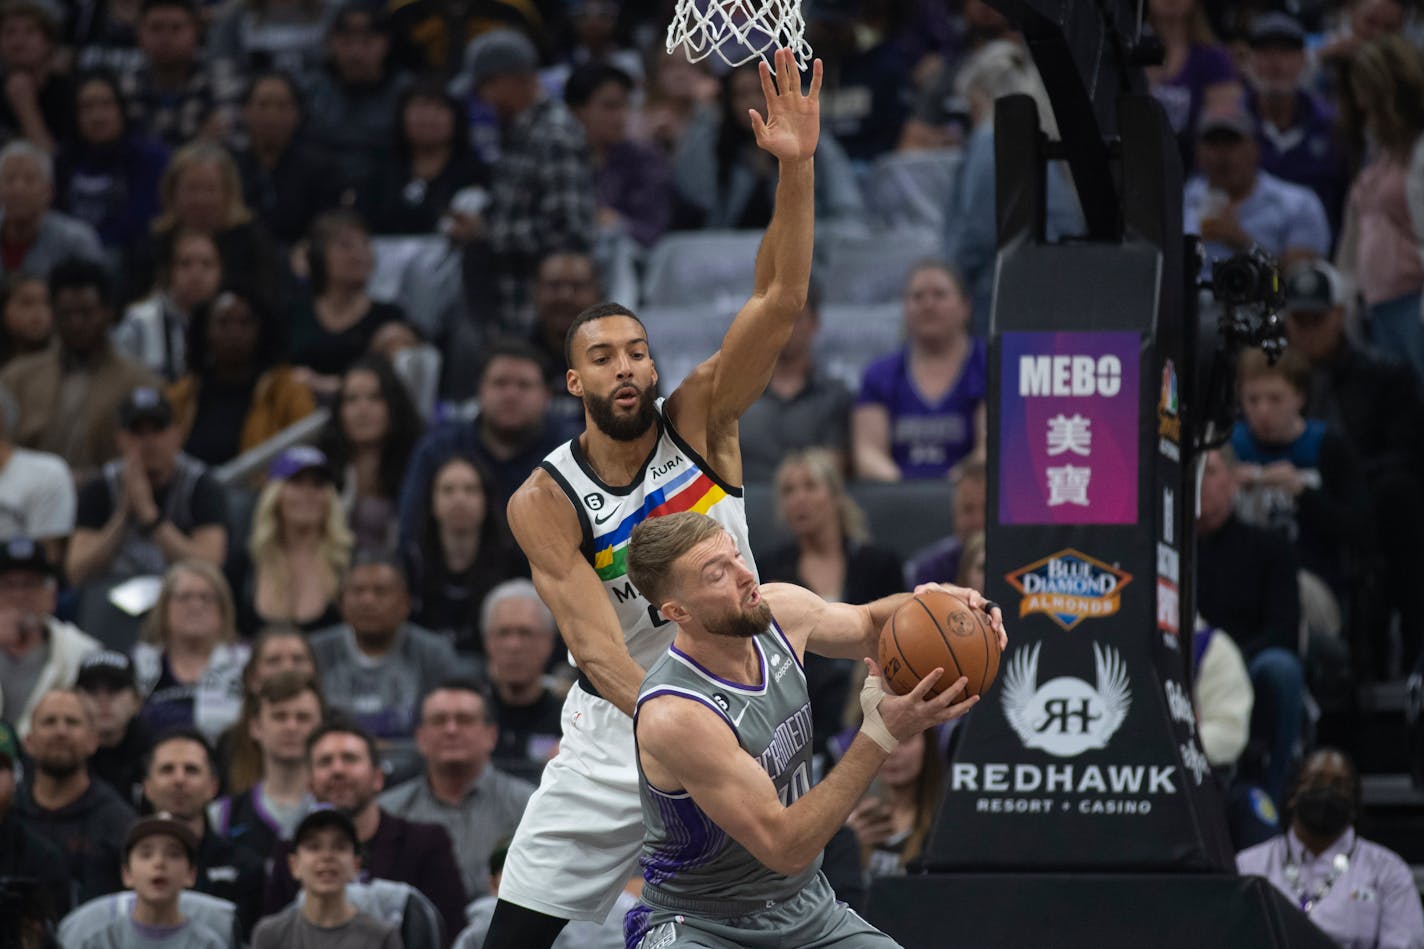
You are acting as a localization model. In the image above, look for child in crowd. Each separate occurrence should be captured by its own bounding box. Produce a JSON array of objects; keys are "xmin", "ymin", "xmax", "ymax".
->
[
  {"xmin": 251, "ymin": 808, "xmax": 402, "ymax": 949},
  {"xmin": 80, "ymin": 814, "xmax": 228, "ymax": 948}
]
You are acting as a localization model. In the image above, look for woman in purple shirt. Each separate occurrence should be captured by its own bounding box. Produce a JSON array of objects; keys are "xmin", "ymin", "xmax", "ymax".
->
[
  {"xmin": 852, "ymin": 260, "xmax": 986, "ymax": 481},
  {"xmin": 1145, "ymin": 0, "xmax": 1241, "ymax": 170}
]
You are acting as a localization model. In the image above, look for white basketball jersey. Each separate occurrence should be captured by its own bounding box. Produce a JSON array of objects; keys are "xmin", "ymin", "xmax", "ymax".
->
[{"xmin": 539, "ymin": 399, "xmax": 758, "ymax": 669}]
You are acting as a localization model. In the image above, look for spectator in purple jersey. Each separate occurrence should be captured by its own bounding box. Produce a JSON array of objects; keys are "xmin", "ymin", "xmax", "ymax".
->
[
  {"xmin": 852, "ymin": 260, "xmax": 985, "ymax": 481},
  {"xmin": 1243, "ymin": 14, "xmax": 1349, "ymax": 240},
  {"xmin": 1143, "ymin": 0, "xmax": 1241, "ymax": 171}
]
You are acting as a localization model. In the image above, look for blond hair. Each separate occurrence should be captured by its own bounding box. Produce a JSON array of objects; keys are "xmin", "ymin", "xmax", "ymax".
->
[
  {"xmin": 247, "ymin": 479, "xmax": 353, "ymax": 611},
  {"xmin": 141, "ymin": 559, "xmax": 239, "ymax": 646},
  {"xmin": 626, "ymin": 512, "xmax": 725, "ymax": 609},
  {"xmin": 153, "ymin": 143, "xmax": 253, "ymax": 233},
  {"xmin": 774, "ymin": 448, "xmax": 869, "ymax": 542}
]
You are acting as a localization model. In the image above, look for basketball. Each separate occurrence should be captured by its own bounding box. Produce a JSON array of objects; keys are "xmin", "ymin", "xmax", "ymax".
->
[{"xmin": 878, "ymin": 590, "xmax": 1001, "ymax": 700}]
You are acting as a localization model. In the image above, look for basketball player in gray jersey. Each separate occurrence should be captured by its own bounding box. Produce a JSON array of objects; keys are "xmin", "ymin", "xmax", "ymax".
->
[
  {"xmin": 623, "ymin": 512, "xmax": 1005, "ymax": 947},
  {"xmin": 487, "ymin": 49, "xmax": 826, "ymax": 948}
]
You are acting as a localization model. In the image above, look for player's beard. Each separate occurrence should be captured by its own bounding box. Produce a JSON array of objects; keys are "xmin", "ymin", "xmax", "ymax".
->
[
  {"xmin": 706, "ymin": 600, "xmax": 773, "ymax": 640},
  {"xmin": 586, "ymin": 382, "xmax": 658, "ymax": 442}
]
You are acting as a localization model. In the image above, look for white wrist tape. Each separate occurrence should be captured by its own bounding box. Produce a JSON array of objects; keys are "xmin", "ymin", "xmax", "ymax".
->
[{"xmin": 858, "ymin": 674, "xmax": 898, "ymax": 753}]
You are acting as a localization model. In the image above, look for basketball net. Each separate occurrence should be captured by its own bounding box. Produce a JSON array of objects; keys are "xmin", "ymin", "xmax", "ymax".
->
[{"xmin": 665, "ymin": 0, "xmax": 812, "ymax": 68}]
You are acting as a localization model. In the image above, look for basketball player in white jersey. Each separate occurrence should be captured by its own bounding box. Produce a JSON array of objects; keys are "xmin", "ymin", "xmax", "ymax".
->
[{"xmin": 485, "ymin": 48, "xmax": 825, "ymax": 948}]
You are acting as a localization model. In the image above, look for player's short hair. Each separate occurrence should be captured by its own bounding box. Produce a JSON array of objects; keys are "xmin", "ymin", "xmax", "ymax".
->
[
  {"xmin": 626, "ymin": 512, "xmax": 726, "ymax": 608},
  {"xmin": 564, "ymin": 302, "xmax": 647, "ymax": 370},
  {"xmin": 1236, "ymin": 346, "xmax": 1310, "ymax": 397}
]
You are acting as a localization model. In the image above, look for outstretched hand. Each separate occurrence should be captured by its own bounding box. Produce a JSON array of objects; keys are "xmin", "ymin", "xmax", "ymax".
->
[{"xmin": 750, "ymin": 47, "xmax": 821, "ymax": 162}]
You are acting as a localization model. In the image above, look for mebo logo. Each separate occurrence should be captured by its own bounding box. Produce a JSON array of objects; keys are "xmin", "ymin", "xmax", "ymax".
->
[
  {"xmin": 1005, "ymin": 549, "xmax": 1133, "ymax": 631},
  {"xmin": 1001, "ymin": 642, "xmax": 1131, "ymax": 757},
  {"xmin": 1019, "ymin": 355, "xmax": 1123, "ymax": 397}
]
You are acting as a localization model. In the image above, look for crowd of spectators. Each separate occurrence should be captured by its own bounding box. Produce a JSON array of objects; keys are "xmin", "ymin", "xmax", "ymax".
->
[{"xmin": 0, "ymin": 0, "xmax": 1422, "ymax": 945}]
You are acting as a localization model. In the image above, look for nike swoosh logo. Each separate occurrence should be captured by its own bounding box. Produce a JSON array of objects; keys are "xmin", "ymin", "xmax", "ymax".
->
[
  {"xmin": 593, "ymin": 510, "xmax": 617, "ymax": 525},
  {"xmin": 732, "ymin": 704, "xmax": 748, "ymax": 727}
]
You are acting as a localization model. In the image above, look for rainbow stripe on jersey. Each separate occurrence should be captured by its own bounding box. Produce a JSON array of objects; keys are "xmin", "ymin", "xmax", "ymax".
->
[{"xmin": 593, "ymin": 467, "xmax": 728, "ymax": 580}]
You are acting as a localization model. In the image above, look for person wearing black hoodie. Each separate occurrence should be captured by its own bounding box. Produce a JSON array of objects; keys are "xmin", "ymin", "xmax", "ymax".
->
[
  {"xmin": 15, "ymin": 689, "xmax": 136, "ymax": 906},
  {"xmin": 0, "ymin": 719, "xmax": 70, "ymax": 923},
  {"xmin": 76, "ymin": 650, "xmax": 152, "ymax": 808}
]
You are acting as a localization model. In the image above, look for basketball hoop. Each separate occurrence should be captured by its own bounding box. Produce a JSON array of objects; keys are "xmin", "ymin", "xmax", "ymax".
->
[{"xmin": 665, "ymin": 0, "xmax": 812, "ymax": 69}]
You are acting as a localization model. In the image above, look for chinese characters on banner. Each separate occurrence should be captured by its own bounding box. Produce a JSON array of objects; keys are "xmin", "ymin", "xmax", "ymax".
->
[{"xmin": 999, "ymin": 332, "xmax": 1140, "ymax": 525}]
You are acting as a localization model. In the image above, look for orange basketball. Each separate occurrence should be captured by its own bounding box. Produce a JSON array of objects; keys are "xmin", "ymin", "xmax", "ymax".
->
[{"xmin": 878, "ymin": 590, "xmax": 1001, "ymax": 700}]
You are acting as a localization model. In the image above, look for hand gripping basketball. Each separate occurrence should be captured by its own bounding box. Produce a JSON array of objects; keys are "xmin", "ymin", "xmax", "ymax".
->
[{"xmin": 859, "ymin": 659, "xmax": 976, "ymax": 753}]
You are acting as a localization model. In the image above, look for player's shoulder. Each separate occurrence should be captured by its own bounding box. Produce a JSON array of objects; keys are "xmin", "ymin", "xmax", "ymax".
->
[{"xmin": 637, "ymin": 684, "xmax": 733, "ymax": 742}]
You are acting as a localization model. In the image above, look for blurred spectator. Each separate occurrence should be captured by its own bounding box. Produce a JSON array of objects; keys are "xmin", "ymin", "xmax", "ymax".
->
[
  {"xmin": 762, "ymin": 449, "xmax": 902, "ymax": 753},
  {"xmin": 845, "ymin": 728, "xmax": 942, "ymax": 879},
  {"xmin": 943, "ymin": 40, "xmax": 1082, "ymax": 324},
  {"xmin": 15, "ymin": 689, "xmax": 135, "ymax": 904},
  {"xmin": 318, "ymin": 355, "xmax": 423, "ymax": 554},
  {"xmin": 379, "ymin": 679, "xmax": 534, "ymax": 902},
  {"xmin": 1183, "ymin": 105, "xmax": 1332, "ymax": 272},
  {"xmin": 87, "ymin": 813, "xmax": 229, "ymax": 948},
  {"xmin": 458, "ymin": 28, "xmax": 596, "ymax": 331},
  {"xmin": 69, "ymin": 0, "xmax": 145, "ymax": 76},
  {"xmin": 0, "ymin": 258, "xmax": 156, "ymax": 477},
  {"xmin": 206, "ymin": 0, "xmax": 326, "ymax": 78},
  {"xmin": 0, "ymin": 141, "xmax": 105, "ymax": 278},
  {"xmin": 1315, "ymin": 0, "xmax": 1411, "ymax": 77},
  {"xmin": 1238, "ymin": 749, "xmax": 1424, "ymax": 946},
  {"xmin": 166, "ymin": 286, "xmax": 315, "ymax": 466},
  {"xmin": 0, "ymin": 0, "xmax": 74, "ymax": 151},
  {"xmin": 120, "ymin": 0, "xmax": 231, "ymax": 149},
  {"xmin": 1242, "ymin": 15, "xmax": 1348, "ymax": 240},
  {"xmin": 289, "ymin": 210, "xmax": 409, "ymax": 395},
  {"xmin": 0, "ymin": 271, "xmax": 49, "ymax": 366},
  {"xmin": 1144, "ymin": 0, "xmax": 1240, "ymax": 171},
  {"xmin": 1336, "ymin": 35, "xmax": 1424, "ymax": 383},
  {"xmin": 480, "ymin": 580, "xmax": 559, "ymax": 782},
  {"xmin": 542, "ymin": 0, "xmax": 643, "ymax": 93},
  {"xmin": 954, "ymin": 529, "xmax": 985, "ymax": 590},
  {"xmin": 309, "ymin": 555, "xmax": 473, "ymax": 768},
  {"xmin": 1283, "ymin": 260, "xmax": 1424, "ymax": 670},
  {"xmin": 140, "ymin": 727, "xmax": 264, "ymax": 938},
  {"xmin": 233, "ymin": 70, "xmax": 342, "ymax": 246},
  {"xmin": 219, "ymin": 625, "xmax": 316, "ymax": 793},
  {"xmin": 302, "ymin": 2, "xmax": 410, "ymax": 195},
  {"xmin": 1231, "ymin": 348, "xmax": 1373, "ymax": 617},
  {"xmin": 239, "ymin": 446, "xmax": 352, "ymax": 634},
  {"xmin": 207, "ymin": 670, "xmax": 320, "ymax": 861},
  {"xmin": 403, "ymin": 455, "xmax": 524, "ymax": 656},
  {"xmin": 66, "ymin": 386, "xmax": 228, "ymax": 588},
  {"xmin": 526, "ymin": 248, "xmax": 600, "ymax": 430},
  {"xmin": 397, "ymin": 338, "xmax": 562, "ymax": 545},
  {"xmin": 75, "ymin": 650, "xmax": 150, "ymax": 807},
  {"xmin": 363, "ymin": 80, "xmax": 486, "ymax": 236},
  {"xmin": 852, "ymin": 261, "xmax": 985, "ymax": 481},
  {"xmin": 385, "ymin": 0, "xmax": 545, "ymax": 77},
  {"xmin": 0, "ymin": 718, "xmax": 70, "ymax": 922},
  {"xmin": 804, "ymin": 0, "xmax": 913, "ymax": 164},
  {"xmin": 672, "ymin": 60, "xmax": 862, "ymax": 232},
  {"xmin": 0, "ymin": 382, "xmax": 75, "ymax": 559},
  {"xmin": 138, "ymin": 143, "xmax": 279, "ymax": 310},
  {"xmin": 0, "ymin": 539, "xmax": 100, "ymax": 732},
  {"xmin": 252, "ymin": 808, "xmax": 400, "ymax": 949},
  {"xmin": 114, "ymin": 228, "xmax": 222, "ymax": 382},
  {"xmin": 634, "ymin": 50, "xmax": 716, "ymax": 157},
  {"xmin": 1196, "ymin": 446, "xmax": 1305, "ymax": 805},
  {"xmin": 564, "ymin": 62, "xmax": 671, "ymax": 249},
  {"xmin": 132, "ymin": 561, "xmax": 248, "ymax": 742},
  {"xmin": 55, "ymin": 71, "xmax": 169, "ymax": 255},
  {"xmin": 264, "ymin": 721, "xmax": 467, "ymax": 939},
  {"xmin": 904, "ymin": 455, "xmax": 986, "ymax": 588},
  {"xmin": 739, "ymin": 280, "xmax": 852, "ymax": 482}
]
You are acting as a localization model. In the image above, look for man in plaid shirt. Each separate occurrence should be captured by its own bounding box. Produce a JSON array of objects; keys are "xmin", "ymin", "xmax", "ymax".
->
[{"xmin": 457, "ymin": 29, "xmax": 595, "ymax": 333}]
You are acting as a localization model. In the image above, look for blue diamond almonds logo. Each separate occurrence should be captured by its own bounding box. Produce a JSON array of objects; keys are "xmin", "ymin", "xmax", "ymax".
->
[{"xmin": 1005, "ymin": 549, "xmax": 1134, "ymax": 631}]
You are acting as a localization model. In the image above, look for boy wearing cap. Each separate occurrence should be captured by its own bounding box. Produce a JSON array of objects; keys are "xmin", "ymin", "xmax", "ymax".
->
[
  {"xmin": 252, "ymin": 808, "xmax": 402, "ymax": 949},
  {"xmin": 67, "ymin": 386, "xmax": 228, "ymax": 589},
  {"xmin": 79, "ymin": 814, "xmax": 228, "ymax": 949}
]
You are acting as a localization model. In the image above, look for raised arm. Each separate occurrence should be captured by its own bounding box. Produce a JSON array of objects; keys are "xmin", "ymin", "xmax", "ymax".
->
[
  {"xmin": 637, "ymin": 663, "xmax": 974, "ymax": 876},
  {"xmin": 667, "ymin": 50, "xmax": 822, "ymax": 448},
  {"xmin": 507, "ymin": 471, "xmax": 646, "ymax": 716}
]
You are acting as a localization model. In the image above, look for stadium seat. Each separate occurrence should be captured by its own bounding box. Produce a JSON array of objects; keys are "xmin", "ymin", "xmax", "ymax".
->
[
  {"xmin": 641, "ymin": 231, "xmax": 764, "ymax": 307},
  {"xmin": 820, "ymin": 228, "xmax": 946, "ymax": 306},
  {"xmin": 816, "ymin": 303, "xmax": 904, "ymax": 391},
  {"xmin": 60, "ymin": 891, "xmax": 239, "ymax": 947},
  {"xmin": 861, "ymin": 149, "xmax": 963, "ymax": 232}
]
